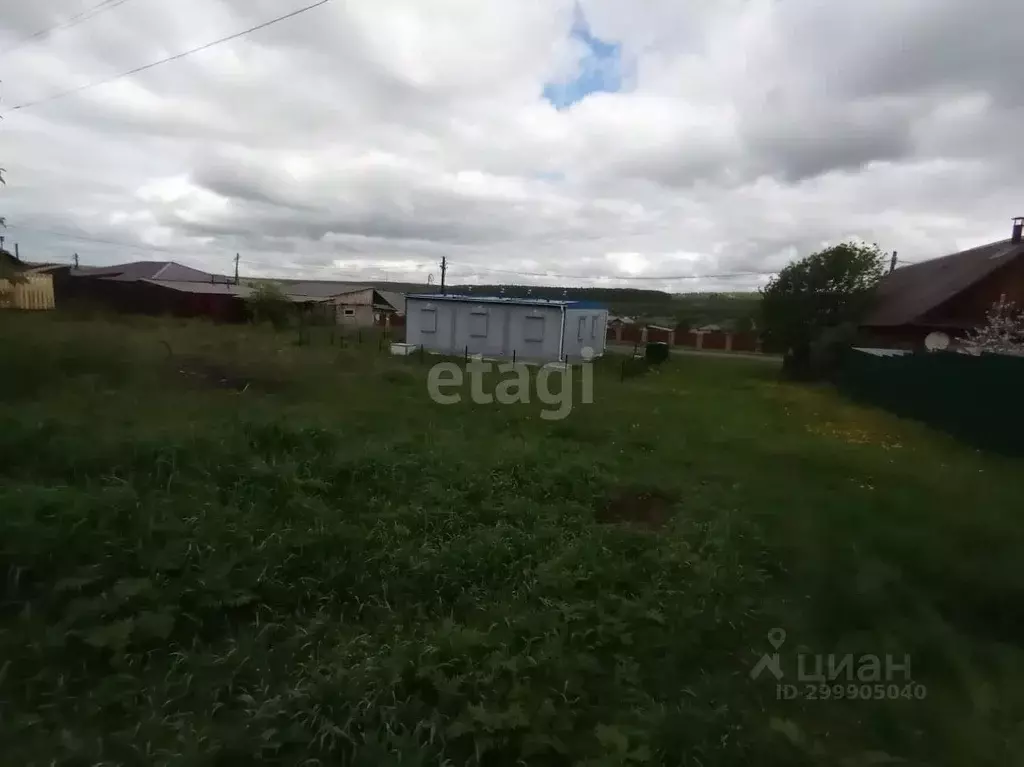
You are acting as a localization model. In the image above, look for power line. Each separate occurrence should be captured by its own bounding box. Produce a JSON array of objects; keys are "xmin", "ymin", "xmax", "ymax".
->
[
  {"xmin": 5, "ymin": 0, "xmax": 333, "ymax": 114},
  {"xmin": 453, "ymin": 265, "xmax": 777, "ymax": 282},
  {"xmin": 4, "ymin": 223, "xmax": 175, "ymax": 253},
  {"xmin": 1, "ymin": 0, "xmax": 137, "ymax": 58}
]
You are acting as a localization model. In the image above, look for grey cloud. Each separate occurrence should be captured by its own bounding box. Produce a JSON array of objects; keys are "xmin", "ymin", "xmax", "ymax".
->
[
  {"xmin": 4, "ymin": 0, "xmax": 1024, "ymax": 288},
  {"xmin": 793, "ymin": 0, "xmax": 1024, "ymax": 107},
  {"xmin": 741, "ymin": 97, "xmax": 923, "ymax": 182}
]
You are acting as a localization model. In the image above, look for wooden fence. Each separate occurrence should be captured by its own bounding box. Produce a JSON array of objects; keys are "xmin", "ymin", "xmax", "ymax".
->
[{"xmin": 0, "ymin": 274, "xmax": 55, "ymax": 311}]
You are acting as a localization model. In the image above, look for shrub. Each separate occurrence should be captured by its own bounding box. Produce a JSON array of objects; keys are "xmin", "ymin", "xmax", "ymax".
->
[{"xmin": 245, "ymin": 282, "xmax": 293, "ymax": 329}]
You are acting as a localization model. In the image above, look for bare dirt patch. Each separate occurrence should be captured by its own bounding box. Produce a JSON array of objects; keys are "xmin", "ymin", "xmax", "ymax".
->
[
  {"xmin": 160, "ymin": 341, "xmax": 280, "ymax": 392},
  {"xmin": 172, "ymin": 358, "xmax": 254, "ymax": 391},
  {"xmin": 597, "ymin": 488, "xmax": 678, "ymax": 529}
]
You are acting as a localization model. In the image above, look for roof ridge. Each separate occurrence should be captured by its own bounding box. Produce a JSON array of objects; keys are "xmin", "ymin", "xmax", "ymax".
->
[{"xmin": 863, "ymin": 239, "xmax": 1023, "ymax": 327}]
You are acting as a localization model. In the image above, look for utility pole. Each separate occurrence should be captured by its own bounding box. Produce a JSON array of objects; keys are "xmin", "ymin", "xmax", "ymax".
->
[
  {"xmin": 234, "ymin": 253, "xmax": 240, "ymax": 285},
  {"xmin": 440, "ymin": 256, "xmax": 447, "ymax": 295},
  {"xmin": 889, "ymin": 250, "xmax": 898, "ymax": 274},
  {"xmin": 14, "ymin": 243, "xmax": 19, "ymax": 261}
]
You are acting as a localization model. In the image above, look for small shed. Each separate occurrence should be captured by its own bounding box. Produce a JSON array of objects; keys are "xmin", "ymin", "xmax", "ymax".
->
[
  {"xmin": 1, "ymin": 249, "xmax": 56, "ymax": 310},
  {"xmin": 285, "ymin": 283, "xmax": 406, "ymax": 327},
  {"xmin": 329, "ymin": 288, "xmax": 405, "ymax": 327},
  {"xmin": 405, "ymin": 294, "xmax": 608, "ymax": 362}
]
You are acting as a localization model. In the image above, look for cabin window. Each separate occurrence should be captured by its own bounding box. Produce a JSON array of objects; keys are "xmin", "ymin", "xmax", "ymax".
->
[
  {"xmin": 524, "ymin": 316, "xmax": 545, "ymax": 342},
  {"xmin": 469, "ymin": 309, "xmax": 489, "ymax": 338},
  {"xmin": 421, "ymin": 307, "xmax": 437, "ymax": 333}
]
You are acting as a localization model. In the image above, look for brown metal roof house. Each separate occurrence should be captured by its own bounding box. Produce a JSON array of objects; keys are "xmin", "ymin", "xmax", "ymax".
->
[
  {"xmin": 48, "ymin": 261, "xmax": 407, "ymax": 325},
  {"xmin": 50, "ymin": 260, "xmax": 251, "ymax": 322},
  {"xmin": 860, "ymin": 218, "xmax": 1024, "ymax": 349}
]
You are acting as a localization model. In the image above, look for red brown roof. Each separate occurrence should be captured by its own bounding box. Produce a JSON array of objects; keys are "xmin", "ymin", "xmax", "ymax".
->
[{"xmin": 862, "ymin": 239, "xmax": 1024, "ymax": 327}]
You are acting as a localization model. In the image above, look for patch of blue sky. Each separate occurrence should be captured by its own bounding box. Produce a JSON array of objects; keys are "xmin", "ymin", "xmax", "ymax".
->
[{"xmin": 543, "ymin": 5, "xmax": 626, "ymax": 110}]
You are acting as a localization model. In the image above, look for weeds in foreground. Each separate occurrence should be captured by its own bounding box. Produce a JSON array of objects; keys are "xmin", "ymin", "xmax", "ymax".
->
[{"xmin": 1, "ymin": 314, "xmax": 1023, "ymax": 765}]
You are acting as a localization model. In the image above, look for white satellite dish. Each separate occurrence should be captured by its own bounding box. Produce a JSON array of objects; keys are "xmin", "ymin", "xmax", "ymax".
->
[{"xmin": 924, "ymin": 331, "xmax": 950, "ymax": 352}]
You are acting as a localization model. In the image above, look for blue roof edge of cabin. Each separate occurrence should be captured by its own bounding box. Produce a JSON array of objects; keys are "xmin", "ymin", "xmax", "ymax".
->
[{"xmin": 406, "ymin": 293, "xmax": 608, "ymax": 310}]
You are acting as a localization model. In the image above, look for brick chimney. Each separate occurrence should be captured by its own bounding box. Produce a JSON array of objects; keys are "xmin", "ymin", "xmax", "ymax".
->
[{"xmin": 1013, "ymin": 217, "xmax": 1024, "ymax": 244}]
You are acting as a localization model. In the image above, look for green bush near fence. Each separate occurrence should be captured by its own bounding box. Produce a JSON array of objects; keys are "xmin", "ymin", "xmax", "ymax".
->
[{"xmin": 838, "ymin": 350, "xmax": 1024, "ymax": 455}]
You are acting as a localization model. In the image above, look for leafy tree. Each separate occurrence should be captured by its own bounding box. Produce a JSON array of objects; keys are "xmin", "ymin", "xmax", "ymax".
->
[
  {"xmin": 734, "ymin": 314, "xmax": 757, "ymax": 333},
  {"xmin": 245, "ymin": 281, "xmax": 292, "ymax": 329},
  {"xmin": 961, "ymin": 295, "xmax": 1024, "ymax": 356},
  {"xmin": 760, "ymin": 242, "xmax": 886, "ymax": 377}
]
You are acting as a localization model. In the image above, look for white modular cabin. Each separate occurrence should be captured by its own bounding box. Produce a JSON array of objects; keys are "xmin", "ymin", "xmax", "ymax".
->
[{"xmin": 404, "ymin": 294, "xmax": 609, "ymax": 362}]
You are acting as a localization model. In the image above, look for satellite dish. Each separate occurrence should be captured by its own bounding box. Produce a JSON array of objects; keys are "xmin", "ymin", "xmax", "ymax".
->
[{"xmin": 925, "ymin": 332, "xmax": 950, "ymax": 352}]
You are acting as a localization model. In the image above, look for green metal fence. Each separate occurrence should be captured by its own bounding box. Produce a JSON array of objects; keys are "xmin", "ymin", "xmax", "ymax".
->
[{"xmin": 838, "ymin": 350, "xmax": 1024, "ymax": 456}]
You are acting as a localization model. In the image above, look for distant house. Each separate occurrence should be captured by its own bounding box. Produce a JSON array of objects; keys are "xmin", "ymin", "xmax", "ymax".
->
[
  {"xmin": 46, "ymin": 260, "xmax": 248, "ymax": 321},
  {"xmin": 642, "ymin": 316, "xmax": 679, "ymax": 330},
  {"xmin": 861, "ymin": 218, "xmax": 1024, "ymax": 349},
  {"xmin": 287, "ymin": 283, "xmax": 405, "ymax": 326},
  {"xmin": 44, "ymin": 260, "xmax": 408, "ymax": 325}
]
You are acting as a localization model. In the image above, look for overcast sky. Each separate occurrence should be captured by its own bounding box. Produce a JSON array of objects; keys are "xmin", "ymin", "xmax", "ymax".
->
[{"xmin": 2, "ymin": 0, "xmax": 1022, "ymax": 291}]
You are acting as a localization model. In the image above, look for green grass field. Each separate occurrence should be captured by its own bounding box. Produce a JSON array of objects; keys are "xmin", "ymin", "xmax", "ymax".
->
[{"xmin": 2, "ymin": 312, "xmax": 1023, "ymax": 766}]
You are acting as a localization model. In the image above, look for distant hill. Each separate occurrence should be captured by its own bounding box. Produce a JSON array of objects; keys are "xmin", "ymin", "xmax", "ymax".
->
[
  {"xmin": 446, "ymin": 285, "xmax": 761, "ymax": 330},
  {"xmin": 245, "ymin": 277, "xmax": 761, "ymax": 330}
]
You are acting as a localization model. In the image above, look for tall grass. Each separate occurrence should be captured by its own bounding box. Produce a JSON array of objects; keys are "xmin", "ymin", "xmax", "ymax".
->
[{"xmin": 1, "ymin": 313, "xmax": 1023, "ymax": 765}]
